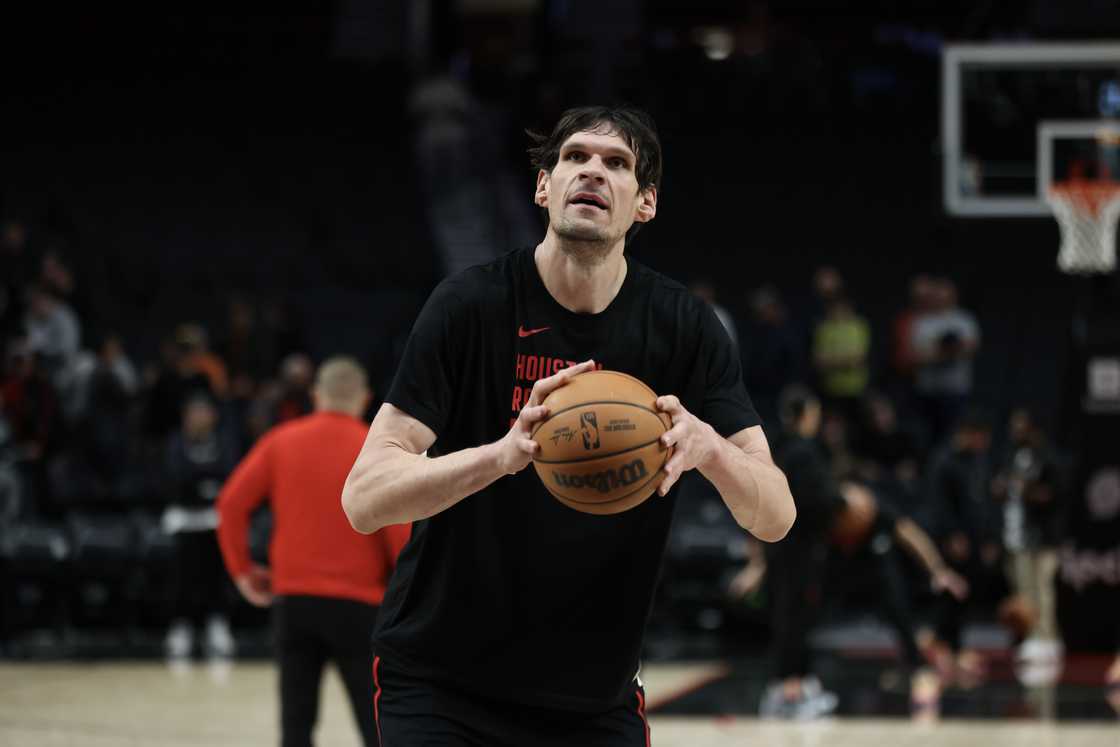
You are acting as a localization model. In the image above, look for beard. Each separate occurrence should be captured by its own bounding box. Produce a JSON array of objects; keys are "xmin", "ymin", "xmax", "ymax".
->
[{"xmin": 551, "ymin": 215, "xmax": 617, "ymax": 266}]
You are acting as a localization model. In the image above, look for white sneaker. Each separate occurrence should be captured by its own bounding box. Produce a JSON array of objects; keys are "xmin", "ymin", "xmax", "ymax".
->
[
  {"xmin": 165, "ymin": 621, "xmax": 194, "ymax": 660},
  {"xmin": 205, "ymin": 615, "xmax": 236, "ymax": 659}
]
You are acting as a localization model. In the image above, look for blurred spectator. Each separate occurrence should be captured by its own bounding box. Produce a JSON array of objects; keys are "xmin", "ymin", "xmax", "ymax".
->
[
  {"xmin": 689, "ymin": 280, "xmax": 738, "ymax": 347},
  {"xmin": 38, "ymin": 249, "xmax": 76, "ymax": 300},
  {"xmin": 911, "ymin": 278, "xmax": 980, "ymax": 440},
  {"xmin": 24, "ymin": 284, "xmax": 81, "ymax": 386},
  {"xmin": 144, "ymin": 334, "xmax": 219, "ymax": 440},
  {"xmin": 219, "ymin": 296, "xmax": 278, "ymax": 399},
  {"xmin": 162, "ymin": 394, "xmax": 238, "ymax": 660},
  {"xmin": 174, "ymin": 323, "xmax": 229, "ymax": 399},
  {"xmin": 274, "ymin": 353, "xmax": 314, "ymax": 424},
  {"xmin": 1, "ymin": 340, "xmax": 61, "ymax": 513},
  {"xmin": 59, "ymin": 333, "xmax": 139, "ymax": 424},
  {"xmin": 891, "ymin": 274, "xmax": 935, "ymax": 384},
  {"xmin": 755, "ymin": 384, "xmax": 842, "ymax": 719},
  {"xmin": 924, "ymin": 408, "xmax": 1005, "ymax": 683},
  {"xmin": 812, "ymin": 295, "xmax": 870, "ymax": 420},
  {"xmin": 811, "ymin": 266, "xmax": 845, "ymax": 319},
  {"xmin": 992, "ymin": 408, "xmax": 1066, "ymax": 655},
  {"xmin": 741, "ymin": 286, "xmax": 802, "ymax": 433},
  {"xmin": 855, "ymin": 391, "xmax": 924, "ymax": 487},
  {"xmin": 50, "ymin": 334, "xmax": 142, "ymax": 503}
]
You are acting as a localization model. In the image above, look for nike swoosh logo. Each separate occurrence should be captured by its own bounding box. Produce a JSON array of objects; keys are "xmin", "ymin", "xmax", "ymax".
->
[{"xmin": 518, "ymin": 325, "xmax": 551, "ymax": 338}]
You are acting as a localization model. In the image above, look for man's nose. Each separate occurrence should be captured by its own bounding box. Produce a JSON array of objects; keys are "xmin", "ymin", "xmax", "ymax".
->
[{"xmin": 578, "ymin": 156, "xmax": 607, "ymax": 182}]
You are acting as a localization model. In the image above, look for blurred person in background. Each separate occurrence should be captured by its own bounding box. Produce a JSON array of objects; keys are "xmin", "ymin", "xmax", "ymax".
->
[
  {"xmin": 689, "ymin": 280, "xmax": 738, "ymax": 347},
  {"xmin": 812, "ymin": 295, "xmax": 871, "ymax": 426},
  {"xmin": 58, "ymin": 332, "xmax": 139, "ymax": 425},
  {"xmin": 163, "ymin": 393, "xmax": 238, "ymax": 660},
  {"xmin": 753, "ymin": 384, "xmax": 843, "ymax": 719},
  {"xmin": 49, "ymin": 333, "xmax": 142, "ymax": 503},
  {"xmin": 854, "ymin": 391, "xmax": 925, "ymax": 510},
  {"xmin": 991, "ymin": 407, "xmax": 1066, "ymax": 662},
  {"xmin": 828, "ymin": 482, "xmax": 968, "ymax": 716},
  {"xmin": 810, "ymin": 266, "xmax": 845, "ymax": 323},
  {"xmin": 144, "ymin": 331, "xmax": 220, "ymax": 441},
  {"xmin": 737, "ymin": 478, "xmax": 969, "ymax": 716},
  {"xmin": 273, "ymin": 353, "xmax": 315, "ymax": 424},
  {"xmin": 218, "ymin": 357, "xmax": 408, "ymax": 747},
  {"xmin": 174, "ymin": 323, "xmax": 229, "ymax": 400},
  {"xmin": 923, "ymin": 408, "xmax": 1004, "ymax": 685},
  {"xmin": 911, "ymin": 278, "xmax": 980, "ymax": 441},
  {"xmin": 23, "ymin": 284, "xmax": 80, "ymax": 388},
  {"xmin": 741, "ymin": 285, "xmax": 803, "ymax": 437},
  {"xmin": 1, "ymin": 340, "xmax": 61, "ymax": 515},
  {"xmin": 219, "ymin": 296, "xmax": 278, "ymax": 400},
  {"xmin": 891, "ymin": 274, "xmax": 935, "ymax": 396}
]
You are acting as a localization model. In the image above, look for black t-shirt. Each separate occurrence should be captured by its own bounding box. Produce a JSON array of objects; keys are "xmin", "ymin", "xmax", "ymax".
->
[{"xmin": 374, "ymin": 246, "xmax": 759, "ymax": 712}]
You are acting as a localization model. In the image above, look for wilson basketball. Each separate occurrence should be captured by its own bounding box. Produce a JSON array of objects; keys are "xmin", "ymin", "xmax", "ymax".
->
[{"xmin": 531, "ymin": 370, "xmax": 672, "ymax": 514}]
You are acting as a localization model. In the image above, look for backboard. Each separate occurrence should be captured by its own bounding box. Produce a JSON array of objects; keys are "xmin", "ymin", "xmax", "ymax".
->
[{"xmin": 942, "ymin": 42, "xmax": 1120, "ymax": 217}]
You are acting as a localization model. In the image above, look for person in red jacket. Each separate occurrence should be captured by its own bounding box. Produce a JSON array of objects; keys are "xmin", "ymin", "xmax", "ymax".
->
[{"xmin": 217, "ymin": 356, "xmax": 409, "ymax": 747}]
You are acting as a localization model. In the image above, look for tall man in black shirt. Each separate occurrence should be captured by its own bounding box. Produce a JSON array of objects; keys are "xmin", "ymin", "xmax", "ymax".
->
[{"xmin": 342, "ymin": 106, "xmax": 796, "ymax": 746}]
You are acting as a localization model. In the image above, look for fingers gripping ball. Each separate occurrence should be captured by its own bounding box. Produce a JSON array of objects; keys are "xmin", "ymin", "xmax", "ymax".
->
[{"xmin": 530, "ymin": 370, "xmax": 671, "ymax": 514}]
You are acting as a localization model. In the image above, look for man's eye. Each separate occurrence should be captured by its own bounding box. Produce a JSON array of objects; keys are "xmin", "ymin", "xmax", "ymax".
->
[
  {"xmin": 608, "ymin": 158, "xmax": 627, "ymax": 169},
  {"xmin": 567, "ymin": 152, "xmax": 586, "ymax": 162}
]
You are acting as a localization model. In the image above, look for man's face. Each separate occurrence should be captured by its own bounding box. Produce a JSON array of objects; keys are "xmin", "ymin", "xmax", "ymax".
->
[{"xmin": 535, "ymin": 128, "xmax": 656, "ymax": 253}]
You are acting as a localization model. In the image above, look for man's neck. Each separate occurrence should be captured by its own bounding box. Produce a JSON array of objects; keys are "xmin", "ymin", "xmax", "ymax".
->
[{"xmin": 534, "ymin": 235, "xmax": 627, "ymax": 314}]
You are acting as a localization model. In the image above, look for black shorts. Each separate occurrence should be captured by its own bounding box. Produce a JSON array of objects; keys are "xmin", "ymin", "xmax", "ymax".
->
[{"xmin": 373, "ymin": 656, "xmax": 651, "ymax": 747}]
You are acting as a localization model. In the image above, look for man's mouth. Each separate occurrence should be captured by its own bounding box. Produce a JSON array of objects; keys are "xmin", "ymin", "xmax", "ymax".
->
[{"xmin": 568, "ymin": 192, "xmax": 610, "ymax": 211}]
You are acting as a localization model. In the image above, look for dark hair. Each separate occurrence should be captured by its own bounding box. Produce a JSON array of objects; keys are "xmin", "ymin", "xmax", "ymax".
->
[
  {"xmin": 527, "ymin": 105, "xmax": 663, "ymax": 243},
  {"xmin": 779, "ymin": 384, "xmax": 818, "ymax": 430}
]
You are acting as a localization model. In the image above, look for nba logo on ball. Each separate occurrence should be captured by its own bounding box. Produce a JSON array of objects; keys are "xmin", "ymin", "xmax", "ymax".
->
[
  {"xmin": 531, "ymin": 370, "xmax": 673, "ymax": 515},
  {"xmin": 580, "ymin": 412, "xmax": 601, "ymax": 450}
]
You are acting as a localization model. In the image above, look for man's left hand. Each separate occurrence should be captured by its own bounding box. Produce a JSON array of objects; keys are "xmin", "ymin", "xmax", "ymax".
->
[{"xmin": 655, "ymin": 395, "xmax": 719, "ymax": 496}]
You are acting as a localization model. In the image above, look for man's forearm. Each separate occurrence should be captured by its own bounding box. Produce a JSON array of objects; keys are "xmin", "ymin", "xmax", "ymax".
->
[
  {"xmin": 894, "ymin": 517, "xmax": 947, "ymax": 576},
  {"xmin": 343, "ymin": 442, "xmax": 507, "ymax": 534},
  {"xmin": 700, "ymin": 439, "xmax": 795, "ymax": 542}
]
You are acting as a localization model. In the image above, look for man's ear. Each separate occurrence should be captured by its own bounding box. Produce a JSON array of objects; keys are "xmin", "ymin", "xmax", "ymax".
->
[
  {"xmin": 634, "ymin": 186, "xmax": 657, "ymax": 223},
  {"xmin": 534, "ymin": 169, "xmax": 550, "ymax": 207}
]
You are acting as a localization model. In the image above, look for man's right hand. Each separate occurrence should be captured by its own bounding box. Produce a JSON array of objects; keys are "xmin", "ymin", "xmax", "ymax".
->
[
  {"xmin": 235, "ymin": 564, "xmax": 273, "ymax": 607},
  {"xmin": 495, "ymin": 359, "xmax": 596, "ymax": 475}
]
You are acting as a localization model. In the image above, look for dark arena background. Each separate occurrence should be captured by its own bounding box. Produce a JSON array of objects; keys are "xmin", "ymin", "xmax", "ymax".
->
[{"xmin": 1, "ymin": 3, "xmax": 1119, "ymax": 745}]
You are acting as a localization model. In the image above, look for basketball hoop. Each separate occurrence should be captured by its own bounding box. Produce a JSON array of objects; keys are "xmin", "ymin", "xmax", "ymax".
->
[{"xmin": 1047, "ymin": 179, "xmax": 1120, "ymax": 274}]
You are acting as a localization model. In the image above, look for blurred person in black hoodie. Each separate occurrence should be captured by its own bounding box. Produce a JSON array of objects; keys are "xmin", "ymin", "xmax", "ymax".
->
[
  {"xmin": 736, "ymin": 386, "xmax": 967, "ymax": 717},
  {"xmin": 992, "ymin": 408, "xmax": 1066, "ymax": 661},
  {"xmin": 752, "ymin": 384, "xmax": 843, "ymax": 719},
  {"xmin": 162, "ymin": 393, "xmax": 238, "ymax": 660},
  {"xmin": 923, "ymin": 408, "xmax": 1006, "ymax": 684}
]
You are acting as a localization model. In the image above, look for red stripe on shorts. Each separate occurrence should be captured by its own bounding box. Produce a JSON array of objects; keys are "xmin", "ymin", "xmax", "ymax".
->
[
  {"xmin": 636, "ymin": 689, "xmax": 650, "ymax": 747},
  {"xmin": 373, "ymin": 656, "xmax": 383, "ymax": 746}
]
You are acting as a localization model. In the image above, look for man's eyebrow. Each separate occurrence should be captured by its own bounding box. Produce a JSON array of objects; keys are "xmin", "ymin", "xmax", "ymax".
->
[{"xmin": 560, "ymin": 141, "xmax": 636, "ymax": 161}]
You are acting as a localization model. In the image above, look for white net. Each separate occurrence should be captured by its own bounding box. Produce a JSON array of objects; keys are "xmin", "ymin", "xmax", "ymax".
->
[{"xmin": 1047, "ymin": 181, "xmax": 1120, "ymax": 274}]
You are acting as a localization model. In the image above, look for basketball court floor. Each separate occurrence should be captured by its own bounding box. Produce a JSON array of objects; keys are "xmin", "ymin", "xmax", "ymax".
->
[{"xmin": 1, "ymin": 658, "xmax": 1116, "ymax": 747}]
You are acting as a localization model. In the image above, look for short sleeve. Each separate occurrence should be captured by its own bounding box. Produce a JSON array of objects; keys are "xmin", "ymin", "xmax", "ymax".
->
[
  {"xmin": 697, "ymin": 303, "xmax": 760, "ymax": 438},
  {"xmin": 385, "ymin": 280, "xmax": 468, "ymax": 438}
]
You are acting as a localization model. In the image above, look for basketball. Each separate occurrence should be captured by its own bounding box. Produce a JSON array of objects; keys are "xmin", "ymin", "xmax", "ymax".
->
[
  {"xmin": 530, "ymin": 370, "xmax": 672, "ymax": 514},
  {"xmin": 832, "ymin": 482, "xmax": 879, "ymax": 552}
]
